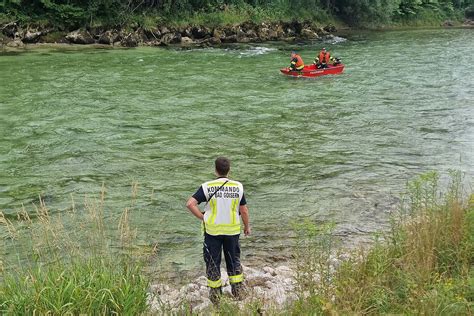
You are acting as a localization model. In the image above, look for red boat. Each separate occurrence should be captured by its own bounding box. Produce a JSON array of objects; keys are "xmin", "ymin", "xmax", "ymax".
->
[{"xmin": 280, "ymin": 64, "xmax": 345, "ymax": 78}]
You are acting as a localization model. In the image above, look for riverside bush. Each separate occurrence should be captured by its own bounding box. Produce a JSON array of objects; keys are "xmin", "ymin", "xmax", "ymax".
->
[{"xmin": 288, "ymin": 171, "xmax": 473, "ymax": 315}]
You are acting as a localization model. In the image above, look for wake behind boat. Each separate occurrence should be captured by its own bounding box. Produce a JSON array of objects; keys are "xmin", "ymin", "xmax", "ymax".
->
[{"xmin": 280, "ymin": 64, "xmax": 345, "ymax": 78}]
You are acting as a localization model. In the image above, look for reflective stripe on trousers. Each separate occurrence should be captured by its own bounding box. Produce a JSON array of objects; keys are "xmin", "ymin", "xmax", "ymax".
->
[
  {"xmin": 203, "ymin": 233, "xmax": 243, "ymax": 288},
  {"xmin": 229, "ymin": 274, "xmax": 244, "ymax": 284},
  {"xmin": 207, "ymin": 278, "xmax": 223, "ymax": 288}
]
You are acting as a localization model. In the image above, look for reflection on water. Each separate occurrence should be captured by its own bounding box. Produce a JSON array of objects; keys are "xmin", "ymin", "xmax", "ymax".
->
[{"xmin": 0, "ymin": 29, "xmax": 473, "ymax": 274}]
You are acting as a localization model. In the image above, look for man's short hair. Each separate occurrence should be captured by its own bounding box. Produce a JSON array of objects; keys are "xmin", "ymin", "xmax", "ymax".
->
[{"xmin": 215, "ymin": 157, "xmax": 230, "ymax": 176}]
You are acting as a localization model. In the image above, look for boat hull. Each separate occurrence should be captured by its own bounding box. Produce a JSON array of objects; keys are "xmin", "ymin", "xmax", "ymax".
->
[{"xmin": 280, "ymin": 64, "xmax": 344, "ymax": 78}]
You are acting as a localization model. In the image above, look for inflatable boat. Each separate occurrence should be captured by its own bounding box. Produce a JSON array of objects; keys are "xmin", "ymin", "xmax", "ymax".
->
[{"xmin": 280, "ymin": 64, "xmax": 344, "ymax": 78}]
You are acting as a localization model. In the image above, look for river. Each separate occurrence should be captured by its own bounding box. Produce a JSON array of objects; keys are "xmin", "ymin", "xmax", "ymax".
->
[{"xmin": 0, "ymin": 28, "xmax": 473, "ymax": 277}]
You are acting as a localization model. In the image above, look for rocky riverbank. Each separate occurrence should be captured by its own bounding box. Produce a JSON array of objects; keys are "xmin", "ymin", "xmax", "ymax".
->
[
  {"xmin": 147, "ymin": 265, "xmax": 299, "ymax": 313},
  {"xmin": 2, "ymin": 18, "xmax": 473, "ymax": 49},
  {"xmin": 147, "ymin": 252, "xmax": 350, "ymax": 314},
  {"xmin": 0, "ymin": 20, "xmax": 338, "ymax": 48}
]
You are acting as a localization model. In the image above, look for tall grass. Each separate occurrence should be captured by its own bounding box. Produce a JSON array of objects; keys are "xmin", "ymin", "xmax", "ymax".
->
[
  {"xmin": 0, "ymin": 185, "xmax": 150, "ymax": 314},
  {"xmin": 289, "ymin": 171, "xmax": 473, "ymax": 315},
  {"xmin": 292, "ymin": 221, "xmax": 338, "ymax": 299}
]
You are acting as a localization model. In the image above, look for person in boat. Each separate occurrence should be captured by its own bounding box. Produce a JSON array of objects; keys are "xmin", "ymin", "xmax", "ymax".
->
[
  {"xmin": 186, "ymin": 157, "xmax": 250, "ymax": 305},
  {"xmin": 332, "ymin": 57, "xmax": 342, "ymax": 65},
  {"xmin": 314, "ymin": 47, "xmax": 333, "ymax": 69},
  {"xmin": 289, "ymin": 51, "xmax": 304, "ymax": 71}
]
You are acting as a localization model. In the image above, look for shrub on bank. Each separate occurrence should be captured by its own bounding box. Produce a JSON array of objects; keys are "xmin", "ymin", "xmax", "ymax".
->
[{"xmin": 288, "ymin": 171, "xmax": 473, "ymax": 315}]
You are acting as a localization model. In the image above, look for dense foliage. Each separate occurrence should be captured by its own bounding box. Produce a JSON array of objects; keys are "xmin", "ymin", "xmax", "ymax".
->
[{"xmin": 1, "ymin": 0, "xmax": 473, "ymax": 28}]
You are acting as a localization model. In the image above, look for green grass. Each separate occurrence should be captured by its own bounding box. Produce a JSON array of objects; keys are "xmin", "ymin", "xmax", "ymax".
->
[
  {"xmin": 0, "ymin": 186, "xmax": 151, "ymax": 314},
  {"xmin": 0, "ymin": 260, "xmax": 148, "ymax": 314}
]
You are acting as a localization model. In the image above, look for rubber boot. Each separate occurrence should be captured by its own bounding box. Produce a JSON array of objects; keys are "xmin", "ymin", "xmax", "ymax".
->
[
  {"xmin": 231, "ymin": 283, "xmax": 244, "ymax": 300},
  {"xmin": 209, "ymin": 287, "xmax": 222, "ymax": 305}
]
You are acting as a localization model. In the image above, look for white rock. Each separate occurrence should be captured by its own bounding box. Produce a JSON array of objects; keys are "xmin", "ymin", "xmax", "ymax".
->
[
  {"xmin": 167, "ymin": 290, "xmax": 180, "ymax": 300},
  {"xmin": 275, "ymin": 265, "xmax": 294, "ymax": 278},
  {"xmin": 311, "ymin": 274, "xmax": 321, "ymax": 283},
  {"xmin": 283, "ymin": 277, "xmax": 294, "ymax": 285},
  {"xmin": 220, "ymin": 269, "xmax": 229, "ymax": 284},
  {"xmin": 184, "ymin": 283, "xmax": 200, "ymax": 293},
  {"xmin": 185, "ymin": 291, "xmax": 201, "ymax": 303},
  {"xmin": 149, "ymin": 283, "xmax": 170, "ymax": 294},
  {"xmin": 199, "ymin": 287, "xmax": 209, "ymax": 297},
  {"xmin": 196, "ymin": 276, "xmax": 207, "ymax": 286},
  {"xmin": 244, "ymin": 266, "xmax": 259, "ymax": 276},
  {"xmin": 194, "ymin": 299, "xmax": 212, "ymax": 313},
  {"xmin": 223, "ymin": 284, "xmax": 232, "ymax": 295},
  {"xmin": 264, "ymin": 280, "xmax": 274, "ymax": 289},
  {"xmin": 181, "ymin": 36, "xmax": 194, "ymax": 45},
  {"xmin": 339, "ymin": 252, "xmax": 352, "ymax": 261},
  {"xmin": 252, "ymin": 286, "xmax": 266, "ymax": 296},
  {"xmin": 329, "ymin": 255, "xmax": 341, "ymax": 267},
  {"xmin": 6, "ymin": 39, "xmax": 24, "ymax": 47},
  {"xmin": 147, "ymin": 295, "xmax": 160, "ymax": 311},
  {"xmin": 263, "ymin": 266, "xmax": 276, "ymax": 276},
  {"xmin": 148, "ymin": 264, "xmax": 301, "ymax": 312},
  {"xmin": 287, "ymin": 292, "xmax": 298, "ymax": 303}
]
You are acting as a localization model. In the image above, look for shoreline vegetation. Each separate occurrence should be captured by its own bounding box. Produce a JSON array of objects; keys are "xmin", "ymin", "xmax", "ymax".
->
[
  {"xmin": 1, "ymin": 1, "xmax": 474, "ymax": 48},
  {"xmin": 0, "ymin": 172, "xmax": 472, "ymax": 314}
]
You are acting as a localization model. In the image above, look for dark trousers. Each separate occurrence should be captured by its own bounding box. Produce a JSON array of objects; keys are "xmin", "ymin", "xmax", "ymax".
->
[{"xmin": 203, "ymin": 233, "xmax": 242, "ymax": 286}]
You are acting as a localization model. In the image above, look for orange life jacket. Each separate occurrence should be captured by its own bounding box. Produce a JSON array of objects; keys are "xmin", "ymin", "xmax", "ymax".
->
[
  {"xmin": 291, "ymin": 54, "xmax": 304, "ymax": 69},
  {"xmin": 318, "ymin": 51, "xmax": 331, "ymax": 64}
]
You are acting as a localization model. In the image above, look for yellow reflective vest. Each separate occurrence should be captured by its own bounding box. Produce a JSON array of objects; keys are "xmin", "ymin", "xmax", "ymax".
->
[{"xmin": 201, "ymin": 178, "xmax": 244, "ymax": 236}]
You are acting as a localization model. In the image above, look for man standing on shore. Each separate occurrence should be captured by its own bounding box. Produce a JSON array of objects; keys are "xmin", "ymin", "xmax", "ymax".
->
[{"xmin": 186, "ymin": 157, "xmax": 250, "ymax": 304}]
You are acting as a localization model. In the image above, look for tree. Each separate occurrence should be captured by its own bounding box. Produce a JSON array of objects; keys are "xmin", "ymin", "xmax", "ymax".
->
[{"xmin": 335, "ymin": 0, "xmax": 402, "ymax": 25}]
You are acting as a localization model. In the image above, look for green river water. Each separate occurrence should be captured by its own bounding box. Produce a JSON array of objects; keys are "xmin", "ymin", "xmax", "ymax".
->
[{"xmin": 1, "ymin": 28, "xmax": 473, "ymax": 276}]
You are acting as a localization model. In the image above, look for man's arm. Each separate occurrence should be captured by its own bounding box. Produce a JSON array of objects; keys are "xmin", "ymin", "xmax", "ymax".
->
[
  {"xmin": 239, "ymin": 204, "xmax": 250, "ymax": 236},
  {"xmin": 289, "ymin": 58, "xmax": 296, "ymax": 70},
  {"xmin": 186, "ymin": 197, "xmax": 204, "ymax": 221}
]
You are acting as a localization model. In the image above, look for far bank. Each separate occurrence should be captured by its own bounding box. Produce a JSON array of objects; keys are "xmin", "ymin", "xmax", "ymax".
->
[{"xmin": 1, "ymin": 1, "xmax": 474, "ymax": 48}]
